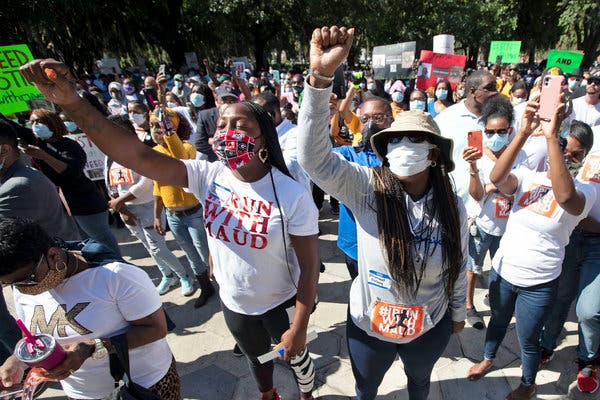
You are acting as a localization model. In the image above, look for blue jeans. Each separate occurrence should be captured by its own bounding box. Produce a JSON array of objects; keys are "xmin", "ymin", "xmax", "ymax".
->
[
  {"xmin": 0, "ymin": 291, "xmax": 21, "ymax": 364},
  {"xmin": 347, "ymin": 310, "xmax": 452, "ymax": 400},
  {"xmin": 539, "ymin": 233, "xmax": 582, "ymax": 352},
  {"xmin": 468, "ymin": 223, "xmax": 501, "ymax": 269},
  {"xmin": 74, "ymin": 211, "xmax": 121, "ymax": 257},
  {"xmin": 575, "ymin": 234, "xmax": 600, "ymax": 361},
  {"xmin": 126, "ymin": 204, "xmax": 189, "ymax": 280},
  {"xmin": 166, "ymin": 206, "xmax": 209, "ymax": 276},
  {"xmin": 484, "ymin": 268, "xmax": 558, "ymax": 386}
]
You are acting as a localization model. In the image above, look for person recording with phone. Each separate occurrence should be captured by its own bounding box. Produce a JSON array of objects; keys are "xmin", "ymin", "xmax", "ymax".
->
[
  {"xmin": 20, "ymin": 57, "xmax": 321, "ymax": 400},
  {"xmin": 467, "ymin": 93, "xmax": 595, "ymax": 400},
  {"xmin": 461, "ymin": 97, "xmax": 525, "ymax": 330}
]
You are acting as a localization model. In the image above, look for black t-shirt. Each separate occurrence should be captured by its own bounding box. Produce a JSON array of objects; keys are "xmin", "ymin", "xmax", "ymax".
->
[
  {"xmin": 34, "ymin": 137, "xmax": 107, "ymax": 215},
  {"xmin": 194, "ymin": 107, "xmax": 219, "ymax": 162}
]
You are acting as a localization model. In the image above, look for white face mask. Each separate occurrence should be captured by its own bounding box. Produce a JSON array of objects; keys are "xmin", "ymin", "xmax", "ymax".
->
[
  {"xmin": 129, "ymin": 112, "xmax": 146, "ymax": 126},
  {"xmin": 386, "ymin": 137, "xmax": 435, "ymax": 177}
]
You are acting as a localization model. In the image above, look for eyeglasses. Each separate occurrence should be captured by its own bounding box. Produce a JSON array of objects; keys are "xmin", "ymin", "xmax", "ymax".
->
[
  {"xmin": 477, "ymin": 82, "xmax": 497, "ymax": 92},
  {"xmin": 359, "ymin": 114, "xmax": 392, "ymax": 125},
  {"xmin": 484, "ymin": 128, "xmax": 510, "ymax": 135},
  {"xmin": 587, "ymin": 78, "xmax": 600, "ymax": 86},
  {"xmin": 389, "ymin": 135, "xmax": 427, "ymax": 144},
  {"xmin": 2, "ymin": 255, "xmax": 44, "ymax": 287}
]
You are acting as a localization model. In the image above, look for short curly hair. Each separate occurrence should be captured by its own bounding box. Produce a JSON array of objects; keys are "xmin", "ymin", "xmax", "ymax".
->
[{"xmin": 0, "ymin": 218, "xmax": 53, "ymax": 276}]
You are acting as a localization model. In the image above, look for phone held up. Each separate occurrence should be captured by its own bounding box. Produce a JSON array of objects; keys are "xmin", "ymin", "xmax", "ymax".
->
[
  {"xmin": 539, "ymin": 75, "xmax": 564, "ymax": 121},
  {"xmin": 467, "ymin": 130, "xmax": 482, "ymax": 153}
]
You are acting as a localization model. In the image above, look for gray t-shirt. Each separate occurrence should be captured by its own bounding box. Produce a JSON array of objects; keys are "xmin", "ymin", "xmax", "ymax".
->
[
  {"xmin": 297, "ymin": 84, "xmax": 467, "ymax": 344},
  {"xmin": 0, "ymin": 160, "xmax": 80, "ymax": 240}
]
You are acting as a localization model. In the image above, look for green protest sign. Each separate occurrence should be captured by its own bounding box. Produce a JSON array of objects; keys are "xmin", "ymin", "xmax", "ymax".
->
[
  {"xmin": 546, "ymin": 50, "xmax": 584, "ymax": 74},
  {"xmin": 0, "ymin": 44, "xmax": 44, "ymax": 115},
  {"xmin": 489, "ymin": 41, "xmax": 521, "ymax": 64}
]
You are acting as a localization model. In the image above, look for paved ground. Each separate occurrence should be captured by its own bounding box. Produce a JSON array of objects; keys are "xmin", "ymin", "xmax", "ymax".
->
[{"xmin": 4, "ymin": 205, "xmax": 599, "ymax": 399}]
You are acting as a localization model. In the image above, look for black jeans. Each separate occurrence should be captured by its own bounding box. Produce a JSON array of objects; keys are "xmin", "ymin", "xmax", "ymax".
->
[
  {"xmin": 347, "ymin": 310, "xmax": 452, "ymax": 400},
  {"xmin": 0, "ymin": 291, "xmax": 21, "ymax": 364},
  {"xmin": 221, "ymin": 296, "xmax": 315, "ymax": 395},
  {"xmin": 312, "ymin": 184, "xmax": 339, "ymax": 210}
]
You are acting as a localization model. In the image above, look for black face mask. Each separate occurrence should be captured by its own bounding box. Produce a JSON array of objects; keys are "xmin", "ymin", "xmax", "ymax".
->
[{"xmin": 354, "ymin": 120, "xmax": 382, "ymax": 153}]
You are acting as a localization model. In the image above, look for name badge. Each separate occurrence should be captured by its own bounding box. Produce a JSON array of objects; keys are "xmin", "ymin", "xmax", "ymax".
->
[{"xmin": 367, "ymin": 270, "xmax": 392, "ymax": 290}]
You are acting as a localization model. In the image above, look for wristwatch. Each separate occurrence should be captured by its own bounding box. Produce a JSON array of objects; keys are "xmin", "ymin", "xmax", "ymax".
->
[{"xmin": 91, "ymin": 338, "xmax": 109, "ymax": 360}]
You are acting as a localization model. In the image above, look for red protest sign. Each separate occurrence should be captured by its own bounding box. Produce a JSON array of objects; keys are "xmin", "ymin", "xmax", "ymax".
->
[{"xmin": 416, "ymin": 50, "xmax": 466, "ymax": 90}]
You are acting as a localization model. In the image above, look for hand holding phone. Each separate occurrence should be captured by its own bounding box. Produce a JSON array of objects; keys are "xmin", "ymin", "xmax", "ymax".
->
[
  {"xmin": 539, "ymin": 75, "xmax": 564, "ymax": 121},
  {"xmin": 467, "ymin": 130, "xmax": 482, "ymax": 153}
]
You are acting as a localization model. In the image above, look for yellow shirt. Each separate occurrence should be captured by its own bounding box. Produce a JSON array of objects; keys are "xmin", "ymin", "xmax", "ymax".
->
[
  {"xmin": 331, "ymin": 112, "xmax": 361, "ymax": 146},
  {"xmin": 391, "ymin": 102, "xmax": 404, "ymax": 119},
  {"xmin": 153, "ymin": 134, "xmax": 199, "ymax": 209}
]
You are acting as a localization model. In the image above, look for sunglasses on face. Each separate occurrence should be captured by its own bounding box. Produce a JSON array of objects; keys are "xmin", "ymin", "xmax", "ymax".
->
[
  {"xmin": 484, "ymin": 128, "xmax": 510, "ymax": 136},
  {"xmin": 1, "ymin": 255, "xmax": 44, "ymax": 287},
  {"xmin": 389, "ymin": 135, "xmax": 427, "ymax": 144},
  {"xmin": 588, "ymin": 78, "xmax": 600, "ymax": 86},
  {"xmin": 359, "ymin": 114, "xmax": 392, "ymax": 125}
]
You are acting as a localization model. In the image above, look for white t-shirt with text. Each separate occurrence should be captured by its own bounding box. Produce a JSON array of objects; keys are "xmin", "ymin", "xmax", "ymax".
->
[
  {"xmin": 13, "ymin": 263, "xmax": 171, "ymax": 400},
  {"xmin": 492, "ymin": 168, "xmax": 596, "ymax": 287},
  {"xmin": 183, "ymin": 160, "xmax": 319, "ymax": 315}
]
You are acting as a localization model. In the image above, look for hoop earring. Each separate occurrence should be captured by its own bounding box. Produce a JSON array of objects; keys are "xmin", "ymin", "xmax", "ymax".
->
[
  {"xmin": 54, "ymin": 261, "xmax": 67, "ymax": 273},
  {"xmin": 430, "ymin": 160, "xmax": 437, "ymax": 168},
  {"xmin": 258, "ymin": 148, "xmax": 269, "ymax": 163}
]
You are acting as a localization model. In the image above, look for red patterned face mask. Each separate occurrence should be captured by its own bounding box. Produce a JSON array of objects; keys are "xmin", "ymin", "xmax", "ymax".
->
[{"xmin": 212, "ymin": 129, "xmax": 257, "ymax": 170}]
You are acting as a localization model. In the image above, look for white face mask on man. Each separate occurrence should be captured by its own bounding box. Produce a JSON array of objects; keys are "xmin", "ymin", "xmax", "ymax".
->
[{"xmin": 386, "ymin": 137, "xmax": 436, "ymax": 177}]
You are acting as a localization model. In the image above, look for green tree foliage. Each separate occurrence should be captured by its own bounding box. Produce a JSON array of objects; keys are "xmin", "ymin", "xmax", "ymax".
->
[{"xmin": 1, "ymin": 0, "xmax": 597, "ymax": 72}]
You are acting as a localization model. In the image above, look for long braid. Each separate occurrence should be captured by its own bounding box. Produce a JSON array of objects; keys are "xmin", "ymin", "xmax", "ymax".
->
[{"xmin": 372, "ymin": 162, "xmax": 463, "ymax": 299}]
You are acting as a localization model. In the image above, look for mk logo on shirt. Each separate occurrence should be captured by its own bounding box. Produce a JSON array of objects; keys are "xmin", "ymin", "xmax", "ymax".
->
[
  {"xmin": 204, "ymin": 186, "xmax": 273, "ymax": 249},
  {"xmin": 29, "ymin": 303, "xmax": 92, "ymax": 337},
  {"xmin": 580, "ymin": 155, "xmax": 600, "ymax": 184},
  {"xmin": 518, "ymin": 184, "xmax": 558, "ymax": 218}
]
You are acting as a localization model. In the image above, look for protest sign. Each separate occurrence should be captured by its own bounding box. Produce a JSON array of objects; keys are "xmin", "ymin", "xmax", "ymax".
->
[
  {"xmin": 232, "ymin": 57, "xmax": 250, "ymax": 75},
  {"xmin": 546, "ymin": 50, "xmax": 584, "ymax": 74},
  {"xmin": 489, "ymin": 41, "xmax": 521, "ymax": 64},
  {"xmin": 416, "ymin": 50, "xmax": 466, "ymax": 90},
  {"xmin": 184, "ymin": 52, "xmax": 200, "ymax": 70},
  {"xmin": 0, "ymin": 44, "xmax": 44, "ymax": 115},
  {"xmin": 372, "ymin": 42, "xmax": 416, "ymax": 80},
  {"xmin": 65, "ymin": 134, "xmax": 106, "ymax": 181},
  {"xmin": 97, "ymin": 57, "xmax": 121, "ymax": 74}
]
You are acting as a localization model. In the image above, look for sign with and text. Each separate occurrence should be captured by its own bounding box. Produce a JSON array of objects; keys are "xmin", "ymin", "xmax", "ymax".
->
[
  {"xmin": 0, "ymin": 44, "xmax": 44, "ymax": 115},
  {"xmin": 546, "ymin": 50, "xmax": 584, "ymax": 74}
]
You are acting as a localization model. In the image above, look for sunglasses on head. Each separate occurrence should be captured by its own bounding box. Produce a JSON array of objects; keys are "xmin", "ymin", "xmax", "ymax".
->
[{"xmin": 484, "ymin": 128, "xmax": 510, "ymax": 135}]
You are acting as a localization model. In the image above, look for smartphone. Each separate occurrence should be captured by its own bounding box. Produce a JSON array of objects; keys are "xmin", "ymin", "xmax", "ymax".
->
[
  {"xmin": 539, "ymin": 75, "xmax": 564, "ymax": 121},
  {"xmin": 272, "ymin": 70, "xmax": 280, "ymax": 84},
  {"xmin": 158, "ymin": 64, "xmax": 166, "ymax": 75},
  {"xmin": 468, "ymin": 130, "xmax": 482, "ymax": 153}
]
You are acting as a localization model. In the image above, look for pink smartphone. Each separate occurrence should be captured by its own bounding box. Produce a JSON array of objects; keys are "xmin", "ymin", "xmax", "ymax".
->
[{"xmin": 539, "ymin": 75, "xmax": 564, "ymax": 120}]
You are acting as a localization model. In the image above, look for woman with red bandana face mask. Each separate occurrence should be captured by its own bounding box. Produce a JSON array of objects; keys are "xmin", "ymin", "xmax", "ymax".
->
[{"xmin": 21, "ymin": 59, "xmax": 321, "ymax": 400}]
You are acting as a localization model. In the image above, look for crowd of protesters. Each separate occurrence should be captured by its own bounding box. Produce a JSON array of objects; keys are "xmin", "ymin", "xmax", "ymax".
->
[{"xmin": 0, "ymin": 24, "xmax": 599, "ymax": 400}]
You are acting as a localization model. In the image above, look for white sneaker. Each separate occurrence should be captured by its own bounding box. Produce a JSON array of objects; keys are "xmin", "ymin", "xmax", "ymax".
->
[
  {"xmin": 157, "ymin": 276, "xmax": 178, "ymax": 295},
  {"xmin": 180, "ymin": 276, "xmax": 195, "ymax": 297}
]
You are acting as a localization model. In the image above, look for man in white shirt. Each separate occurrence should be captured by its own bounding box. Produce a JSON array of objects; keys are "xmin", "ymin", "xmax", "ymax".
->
[
  {"xmin": 572, "ymin": 75, "xmax": 600, "ymax": 127},
  {"xmin": 435, "ymin": 70, "xmax": 498, "ymax": 207}
]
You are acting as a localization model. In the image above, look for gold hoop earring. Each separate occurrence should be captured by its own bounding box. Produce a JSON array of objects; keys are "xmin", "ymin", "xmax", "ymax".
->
[
  {"xmin": 54, "ymin": 261, "xmax": 67, "ymax": 273},
  {"xmin": 430, "ymin": 160, "xmax": 437, "ymax": 168},
  {"xmin": 258, "ymin": 148, "xmax": 269, "ymax": 163}
]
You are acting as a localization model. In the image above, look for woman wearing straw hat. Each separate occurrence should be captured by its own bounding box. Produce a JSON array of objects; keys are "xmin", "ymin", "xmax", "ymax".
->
[{"xmin": 296, "ymin": 26, "xmax": 467, "ymax": 400}]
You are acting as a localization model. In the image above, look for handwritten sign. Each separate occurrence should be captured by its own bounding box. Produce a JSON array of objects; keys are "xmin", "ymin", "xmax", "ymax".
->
[
  {"xmin": 489, "ymin": 41, "xmax": 521, "ymax": 64},
  {"xmin": 0, "ymin": 44, "xmax": 44, "ymax": 115},
  {"xmin": 65, "ymin": 134, "xmax": 105, "ymax": 181}
]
